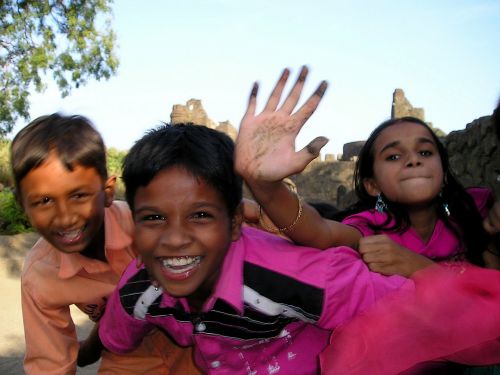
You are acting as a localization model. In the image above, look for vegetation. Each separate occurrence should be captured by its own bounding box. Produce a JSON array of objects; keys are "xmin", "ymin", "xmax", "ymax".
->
[{"xmin": 0, "ymin": 0, "xmax": 118, "ymax": 135}]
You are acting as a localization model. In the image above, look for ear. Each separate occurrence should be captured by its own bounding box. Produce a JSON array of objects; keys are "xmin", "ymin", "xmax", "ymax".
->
[
  {"xmin": 363, "ymin": 178, "xmax": 381, "ymax": 197},
  {"xmin": 230, "ymin": 202, "xmax": 244, "ymax": 241},
  {"xmin": 104, "ymin": 176, "xmax": 116, "ymax": 207}
]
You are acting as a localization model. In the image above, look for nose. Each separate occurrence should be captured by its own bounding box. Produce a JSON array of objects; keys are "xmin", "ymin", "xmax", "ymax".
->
[
  {"xmin": 159, "ymin": 220, "xmax": 192, "ymax": 251},
  {"xmin": 53, "ymin": 201, "xmax": 78, "ymax": 228},
  {"xmin": 405, "ymin": 152, "xmax": 422, "ymax": 167}
]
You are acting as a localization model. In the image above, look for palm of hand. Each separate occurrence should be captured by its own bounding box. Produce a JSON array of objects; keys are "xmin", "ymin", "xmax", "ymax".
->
[{"xmin": 234, "ymin": 66, "xmax": 328, "ymax": 183}]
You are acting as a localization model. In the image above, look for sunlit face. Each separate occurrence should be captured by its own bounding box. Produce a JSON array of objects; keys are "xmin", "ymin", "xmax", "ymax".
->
[
  {"xmin": 19, "ymin": 152, "xmax": 115, "ymax": 255},
  {"xmin": 133, "ymin": 166, "xmax": 242, "ymax": 307},
  {"xmin": 364, "ymin": 122, "xmax": 444, "ymax": 207}
]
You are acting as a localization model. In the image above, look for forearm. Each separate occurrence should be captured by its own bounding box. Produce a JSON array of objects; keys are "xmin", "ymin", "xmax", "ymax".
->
[{"xmin": 246, "ymin": 179, "xmax": 358, "ymax": 249}]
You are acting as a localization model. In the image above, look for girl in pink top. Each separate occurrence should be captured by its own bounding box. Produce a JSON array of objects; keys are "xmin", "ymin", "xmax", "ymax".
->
[{"xmin": 235, "ymin": 66, "xmax": 500, "ymax": 372}]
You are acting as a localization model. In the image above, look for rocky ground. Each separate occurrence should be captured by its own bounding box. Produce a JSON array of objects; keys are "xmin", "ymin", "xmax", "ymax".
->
[{"xmin": 0, "ymin": 232, "xmax": 100, "ymax": 374}]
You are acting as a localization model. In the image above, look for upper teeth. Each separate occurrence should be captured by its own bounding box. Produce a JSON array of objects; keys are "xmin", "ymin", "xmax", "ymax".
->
[{"xmin": 163, "ymin": 256, "xmax": 201, "ymax": 267}]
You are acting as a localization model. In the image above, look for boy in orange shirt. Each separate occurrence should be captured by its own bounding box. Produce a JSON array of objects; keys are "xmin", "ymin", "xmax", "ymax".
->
[{"xmin": 11, "ymin": 113, "xmax": 199, "ymax": 374}]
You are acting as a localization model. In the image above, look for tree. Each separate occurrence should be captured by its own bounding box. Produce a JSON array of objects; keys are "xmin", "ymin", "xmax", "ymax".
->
[{"xmin": 0, "ymin": 0, "xmax": 119, "ymax": 135}]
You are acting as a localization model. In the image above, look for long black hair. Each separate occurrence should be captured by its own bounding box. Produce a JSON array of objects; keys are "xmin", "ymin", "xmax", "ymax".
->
[{"xmin": 339, "ymin": 116, "xmax": 489, "ymax": 266}]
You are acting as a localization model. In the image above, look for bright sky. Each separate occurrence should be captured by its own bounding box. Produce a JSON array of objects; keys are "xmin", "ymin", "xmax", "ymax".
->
[{"xmin": 13, "ymin": 0, "xmax": 500, "ymax": 156}]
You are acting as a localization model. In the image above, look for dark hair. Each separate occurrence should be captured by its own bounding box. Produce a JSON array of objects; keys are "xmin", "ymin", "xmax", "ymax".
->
[
  {"xmin": 347, "ymin": 116, "xmax": 489, "ymax": 266},
  {"xmin": 123, "ymin": 123, "xmax": 242, "ymax": 216},
  {"xmin": 11, "ymin": 113, "xmax": 108, "ymax": 197}
]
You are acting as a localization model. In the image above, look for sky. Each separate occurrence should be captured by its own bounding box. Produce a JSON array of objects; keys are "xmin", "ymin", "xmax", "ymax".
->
[{"xmin": 13, "ymin": 0, "xmax": 500, "ymax": 157}]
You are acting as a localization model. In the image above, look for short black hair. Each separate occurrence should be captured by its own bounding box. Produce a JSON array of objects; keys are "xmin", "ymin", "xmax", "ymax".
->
[
  {"xmin": 11, "ymin": 113, "xmax": 108, "ymax": 196},
  {"xmin": 122, "ymin": 123, "xmax": 242, "ymax": 215}
]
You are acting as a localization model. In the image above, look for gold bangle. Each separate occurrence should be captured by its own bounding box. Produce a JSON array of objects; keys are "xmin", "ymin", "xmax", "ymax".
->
[{"xmin": 258, "ymin": 194, "xmax": 303, "ymax": 234}]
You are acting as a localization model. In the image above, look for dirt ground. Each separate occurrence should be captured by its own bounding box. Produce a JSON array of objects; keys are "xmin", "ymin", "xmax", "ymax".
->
[{"xmin": 0, "ymin": 233, "xmax": 100, "ymax": 374}]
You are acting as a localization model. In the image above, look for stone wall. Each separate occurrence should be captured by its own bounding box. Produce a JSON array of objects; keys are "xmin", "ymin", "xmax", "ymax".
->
[
  {"xmin": 444, "ymin": 115, "xmax": 500, "ymax": 199},
  {"xmin": 170, "ymin": 99, "xmax": 237, "ymax": 140},
  {"xmin": 295, "ymin": 113, "xmax": 499, "ymax": 209}
]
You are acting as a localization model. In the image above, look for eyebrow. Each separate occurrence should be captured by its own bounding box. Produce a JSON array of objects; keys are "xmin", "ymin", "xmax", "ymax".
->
[{"xmin": 379, "ymin": 137, "xmax": 435, "ymax": 154}]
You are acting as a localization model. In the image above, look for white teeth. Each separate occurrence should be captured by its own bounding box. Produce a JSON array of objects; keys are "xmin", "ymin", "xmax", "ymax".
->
[
  {"xmin": 58, "ymin": 229, "xmax": 82, "ymax": 240},
  {"xmin": 162, "ymin": 256, "xmax": 201, "ymax": 271}
]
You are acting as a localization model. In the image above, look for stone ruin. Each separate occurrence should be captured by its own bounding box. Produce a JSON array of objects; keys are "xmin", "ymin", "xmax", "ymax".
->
[
  {"xmin": 170, "ymin": 99, "xmax": 237, "ymax": 140},
  {"xmin": 169, "ymin": 95, "xmax": 499, "ymax": 209}
]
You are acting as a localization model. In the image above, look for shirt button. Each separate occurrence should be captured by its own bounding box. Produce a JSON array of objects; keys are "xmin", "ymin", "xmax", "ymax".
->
[
  {"xmin": 195, "ymin": 322, "xmax": 206, "ymax": 332},
  {"xmin": 211, "ymin": 360, "xmax": 221, "ymax": 368}
]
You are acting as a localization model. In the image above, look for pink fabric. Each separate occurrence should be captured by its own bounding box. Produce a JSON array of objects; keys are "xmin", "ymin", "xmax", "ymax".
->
[
  {"xmin": 320, "ymin": 263, "xmax": 500, "ymax": 374},
  {"xmin": 342, "ymin": 187, "xmax": 494, "ymax": 260},
  {"xmin": 100, "ymin": 227, "xmax": 410, "ymax": 374}
]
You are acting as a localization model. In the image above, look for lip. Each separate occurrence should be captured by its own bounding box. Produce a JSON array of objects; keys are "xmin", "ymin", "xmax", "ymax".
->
[
  {"xmin": 53, "ymin": 226, "xmax": 87, "ymax": 245},
  {"xmin": 158, "ymin": 256, "xmax": 202, "ymax": 281}
]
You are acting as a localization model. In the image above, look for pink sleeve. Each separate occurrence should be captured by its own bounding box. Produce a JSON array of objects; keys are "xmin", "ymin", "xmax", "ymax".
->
[
  {"xmin": 342, "ymin": 211, "xmax": 378, "ymax": 237},
  {"xmin": 99, "ymin": 263, "xmax": 154, "ymax": 354},
  {"xmin": 466, "ymin": 187, "xmax": 495, "ymax": 218},
  {"xmin": 318, "ymin": 246, "xmax": 412, "ymax": 330}
]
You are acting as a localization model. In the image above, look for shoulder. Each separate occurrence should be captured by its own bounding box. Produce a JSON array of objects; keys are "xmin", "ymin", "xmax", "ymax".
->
[
  {"xmin": 341, "ymin": 209, "xmax": 380, "ymax": 236},
  {"xmin": 22, "ymin": 237, "xmax": 58, "ymax": 277},
  {"xmin": 106, "ymin": 200, "xmax": 134, "ymax": 235}
]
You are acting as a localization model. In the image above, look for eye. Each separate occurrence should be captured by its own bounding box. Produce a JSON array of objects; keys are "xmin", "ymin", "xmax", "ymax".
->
[
  {"xmin": 31, "ymin": 196, "xmax": 52, "ymax": 207},
  {"xmin": 141, "ymin": 214, "xmax": 166, "ymax": 222},
  {"xmin": 192, "ymin": 211, "xmax": 213, "ymax": 220},
  {"xmin": 71, "ymin": 192, "xmax": 91, "ymax": 201},
  {"xmin": 419, "ymin": 150, "xmax": 433, "ymax": 157},
  {"xmin": 386, "ymin": 154, "xmax": 400, "ymax": 161}
]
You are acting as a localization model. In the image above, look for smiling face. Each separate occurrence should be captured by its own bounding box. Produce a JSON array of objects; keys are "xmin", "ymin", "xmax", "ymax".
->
[
  {"xmin": 364, "ymin": 121, "xmax": 444, "ymax": 208},
  {"xmin": 19, "ymin": 152, "xmax": 115, "ymax": 256},
  {"xmin": 133, "ymin": 166, "xmax": 242, "ymax": 308}
]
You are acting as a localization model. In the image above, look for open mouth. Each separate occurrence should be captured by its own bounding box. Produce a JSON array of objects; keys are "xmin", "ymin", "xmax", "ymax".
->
[
  {"xmin": 159, "ymin": 256, "xmax": 202, "ymax": 280},
  {"xmin": 56, "ymin": 226, "xmax": 86, "ymax": 245}
]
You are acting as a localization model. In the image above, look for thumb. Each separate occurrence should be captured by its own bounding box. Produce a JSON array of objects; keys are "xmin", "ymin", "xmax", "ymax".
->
[{"xmin": 293, "ymin": 136, "xmax": 329, "ymax": 172}]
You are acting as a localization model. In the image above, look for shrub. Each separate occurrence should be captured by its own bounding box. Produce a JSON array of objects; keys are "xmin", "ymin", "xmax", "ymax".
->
[{"xmin": 0, "ymin": 189, "xmax": 32, "ymax": 234}]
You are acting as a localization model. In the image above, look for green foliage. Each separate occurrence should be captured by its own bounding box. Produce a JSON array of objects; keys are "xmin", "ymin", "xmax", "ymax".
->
[
  {"xmin": 0, "ymin": 0, "xmax": 119, "ymax": 135},
  {"xmin": 106, "ymin": 147, "xmax": 126, "ymax": 199},
  {"xmin": 0, "ymin": 189, "xmax": 31, "ymax": 235},
  {"xmin": 0, "ymin": 139, "xmax": 13, "ymax": 187}
]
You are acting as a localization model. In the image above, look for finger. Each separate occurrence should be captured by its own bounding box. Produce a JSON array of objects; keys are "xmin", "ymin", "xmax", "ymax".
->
[
  {"xmin": 290, "ymin": 136, "xmax": 329, "ymax": 173},
  {"xmin": 243, "ymin": 82, "xmax": 259, "ymax": 119},
  {"xmin": 264, "ymin": 68, "xmax": 290, "ymax": 112},
  {"xmin": 280, "ymin": 65, "xmax": 308, "ymax": 114},
  {"xmin": 484, "ymin": 216, "xmax": 500, "ymax": 235},
  {"xmin": 291, "ymin": 80, "xmax": 328, "ymax": 128}
]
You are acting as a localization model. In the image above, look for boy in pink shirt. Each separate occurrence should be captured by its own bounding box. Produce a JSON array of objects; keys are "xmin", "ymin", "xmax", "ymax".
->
[
  {"xmin": 11, "ymin": 114, "xmax": 199, "ymax": 374},
  {"xmin": 97, "ymin": 123, "xmax": 410, "ymax": 374}
]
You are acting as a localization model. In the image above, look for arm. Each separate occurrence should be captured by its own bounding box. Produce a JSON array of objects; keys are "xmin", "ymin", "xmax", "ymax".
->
[
  {"xmin": 235, "ymin": 66, "xmax": 361, "ymax": 249},
  {"xmin": 358, "ymin": 235, "xmax": 434, "ymax": 277},
  {"xmin": 22, "ymin": 281, "xmax": 79, "ymax": 374}
]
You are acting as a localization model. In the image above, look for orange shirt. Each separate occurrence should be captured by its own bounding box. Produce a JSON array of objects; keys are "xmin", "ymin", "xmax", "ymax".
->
[{"xmin": 21, "ymin": 201, "xmax": 199, "ymax": 375}]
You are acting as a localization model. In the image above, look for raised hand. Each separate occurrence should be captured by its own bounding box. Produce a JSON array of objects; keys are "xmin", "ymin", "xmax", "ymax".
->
[
  {"xmin": 359, "ymin": 235, "xmax": 434, "ymax": 277},
  {"xmin": 235, "ymin": 66, "xmax": 329, "ymax": 184}
]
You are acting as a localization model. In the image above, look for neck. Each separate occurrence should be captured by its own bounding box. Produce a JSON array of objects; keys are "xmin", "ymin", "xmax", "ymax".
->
[
  {"xmin": 407, "ymin": 204, "xmax": 438, "ymax": 243},
  {"xmin": 80, "ymin": 224, "xmax": 107, "ymax": 262}
]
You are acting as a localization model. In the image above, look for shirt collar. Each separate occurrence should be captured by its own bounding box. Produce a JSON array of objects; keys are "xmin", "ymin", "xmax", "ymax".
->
[{"xmin": 58, "ymin": 204, "xmax": 134, "ymax": 279}]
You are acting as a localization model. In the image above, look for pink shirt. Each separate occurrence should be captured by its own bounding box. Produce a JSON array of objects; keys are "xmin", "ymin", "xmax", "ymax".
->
[
  {"xmin": 100, "ymin": 227, "xmax": 410, "ymax": 375},
  {"xmin": 342, "ymin": 187, "xmax": 493, "ymax": 260},
  {"xmin": 21, "ymin": 201, "xmax": 198, "ymax": 375}
]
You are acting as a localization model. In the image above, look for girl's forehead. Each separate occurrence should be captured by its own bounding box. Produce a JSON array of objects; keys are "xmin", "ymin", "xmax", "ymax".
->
[{"xmin": 374, "ymin": 122, "xmax": 435, "ymax": 149}]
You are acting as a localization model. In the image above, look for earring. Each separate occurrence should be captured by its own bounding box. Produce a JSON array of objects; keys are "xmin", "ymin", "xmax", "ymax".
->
[
  {"xmin": 375, "ymin": 194, "xmax": 387, "ymax": 213},
  {"xmin": 439, "ymin": 191, "xmax": 450, "ymax": 217}
]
